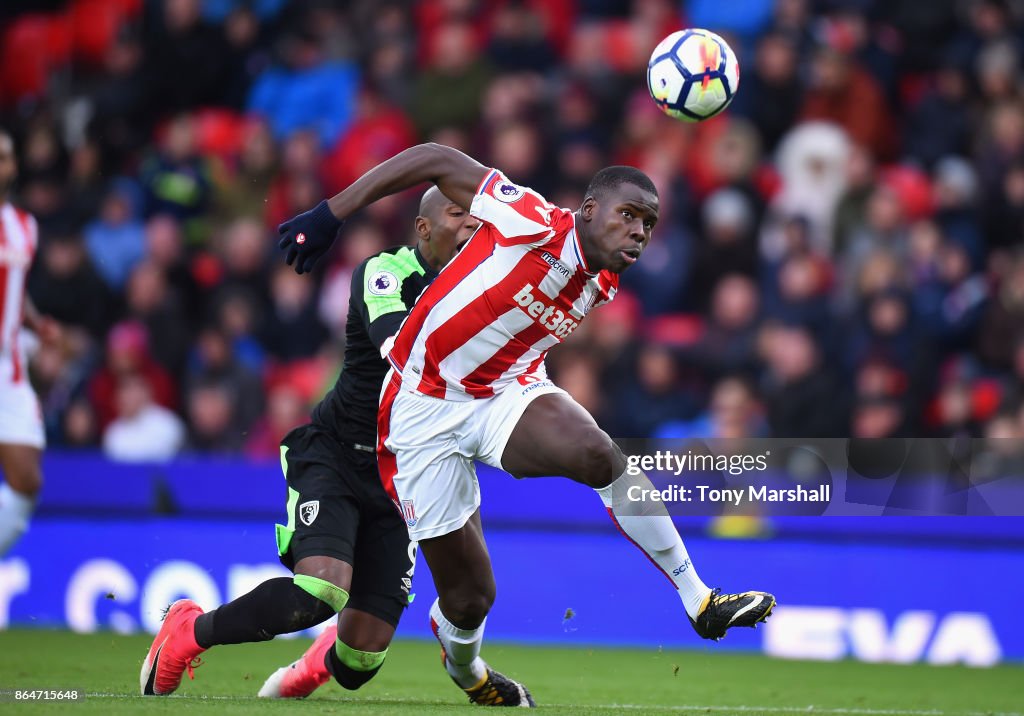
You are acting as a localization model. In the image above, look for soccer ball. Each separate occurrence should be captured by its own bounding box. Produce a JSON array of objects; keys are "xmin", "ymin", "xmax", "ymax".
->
[{"xmin": 647, "ymin": 29, "xmax": 740, "ymax": 122}]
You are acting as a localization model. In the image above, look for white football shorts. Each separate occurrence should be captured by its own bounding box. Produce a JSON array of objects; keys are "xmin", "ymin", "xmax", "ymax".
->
[
  {"xmin": 0, "ymin": 379, "xmax": 45, "ymax": 449},
  {"xmin": 378, "ymin": 370, "xmax": 565, "ymax": 541}
]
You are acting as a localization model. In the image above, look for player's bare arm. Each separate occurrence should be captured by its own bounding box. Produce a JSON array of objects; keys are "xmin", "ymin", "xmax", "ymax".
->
[
  {"xmin": 327, "ymin": 143, "xmax": 489, "ymax": 219},
  {"xmin": 278, "ymin": 143, "xmax": 488, "ymax": 274}
]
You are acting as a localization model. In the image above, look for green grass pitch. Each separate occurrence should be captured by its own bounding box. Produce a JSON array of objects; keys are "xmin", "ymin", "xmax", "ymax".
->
[{"xmin": 0, "ymin": 630, "xmax": 1021, "ymax": 715}]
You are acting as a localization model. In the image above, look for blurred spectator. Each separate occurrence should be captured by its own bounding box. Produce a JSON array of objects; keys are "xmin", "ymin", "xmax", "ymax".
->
[
  {"xmin": 245, "ymin": 380, "xmax": 309, "ymax": 458},
  {"xmin": 261, "ymin": 263, "xmax": 330, "ymax": 361},
  {"xmin": 914, "ymin": 236, "xmax": 988, "ymax": 353},
  {"xmin": 144, "ymin": 0, "xmax": 233, "ymax": 120},
  {"xmin": 139, "ymin": 114, "xmax": 214, "ymax": 242},
  {"xmin": 658, "ymin": 375, "xmax": 767, "ymax": 439},
  {"xmin": 247, "ymin": 28, "xmax": 359, "ymax": 147},
  {"xmin": 27, "ymin": 232, "xmax": 110, "ymax": 336},
  {"xmin": 604, "ymin": 341, "xmax": 701, "ymax": 436},
  {"xmin": 760, "ymin": 323, "xmax": 848, "ymax": 436},
  {"xmin": 264, "ymin": 129, "xmax": 323, "ymax": 230},
  {"xmin": 213, "ymin": 288, "xmax": 266, "ymax": 373},
  {"xmin": 87, "ymin": 321, "xmax": 177, "ymax": 430},
  {"xmin": 832, "ymin": 145, "xmax": 877, "ymax": 256},
  {"xmin": 762, "ymin": 122, "xmax": 850, "ymax": 260},
  {"xmin": 905, "ymin": 61, "xmax": 971, "ymax": 168},
  {"xmin": 411, "ymin": 20, "xmax": 492, "ymax": 137},
  {"xmin": 65, "ymin": 139, "xmax": 108, "ymax": 228},
  {"xmin": 694, "ymin": 274, "xmax": 761, "ymax": 377},
  {"xmin": 730, "ymin": 31, "xmax": 802, "ymax": 152},
  {"xmin": 83, "ymin": 180, "xmax": 145, "ymax": 290},
  {"xmin": 978, "ymin": 252, "xmax": 1024, "ymax": 369},
  {"xmin": 124, "ymin": 260, "xmax": 191, "ymax": 379},
  {"xmin": 800, "ymin": 42, "xmax": 892, "ymax": 160},
  {"xmin": 486, "ymin": 1, "xmax": 558, "ymax": 73},
  {"xmin": 186, "ymin": 323, "xmax": 263, "ymax": 433},
  {"xmin": 851, "ymin": 396, "xmax": 907, "ymax": 438},
  {"xmin": 216, "ymin": 216, "xmax": 272, "ymax": 306},
  {"xmin": 687, "ymin": 189, "xmax": 758, "ymax": 312},
  {"xmin": 185, "ymin": 377, "xmax": 245, "ymax": 452},
  {"xmin": 62, "ymin": 398, "xmax": 100, "ymax": 449},
  {"xmin": 102, "ymin": 373, "xmax": 186, "ymax": 462},
  {"xmin": 216, "ymin": 119, "xmax": 278, "ymax": 223},
  {"xmin": 320, "ymin": 90, "xmax": 416, "ymax": 196},
  {"xmin": 687, "ymin": 0, "xmax": 773, "ymax": 41}
]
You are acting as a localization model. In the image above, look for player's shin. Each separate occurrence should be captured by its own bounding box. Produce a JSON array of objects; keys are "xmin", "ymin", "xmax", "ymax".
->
[
  {"xmin": 429, "ymin": 598, "xmax": 488, "ymax": 688},
  {"xmin": 595, "ymin": 469, "xmax": 711, "ymax": 619},
  {"xmin": 326, "ymin": 641, "xmax": 387, "ymax": 690},
  {"xmin": 0, "ymin": 482, "xmax": 34, "ymax": 556},
  {"xmin": 193, "ymin": 577, "xmax": 337, "ymax": 647}
]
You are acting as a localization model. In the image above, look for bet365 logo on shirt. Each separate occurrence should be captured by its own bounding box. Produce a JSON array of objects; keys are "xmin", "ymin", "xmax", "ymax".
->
[{"xmin": 514, "ymin": 284, "xmax": 579, "ymax": 338}]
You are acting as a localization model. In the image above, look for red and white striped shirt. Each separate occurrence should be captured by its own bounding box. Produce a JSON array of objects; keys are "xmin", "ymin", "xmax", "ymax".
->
[
  {"xmin": 388, "ymin": 170, "xmax": 618, "ymax": 400},
  {"xmin": 0, "ymin": 203, "xmax": 38, "ymax": 384}
]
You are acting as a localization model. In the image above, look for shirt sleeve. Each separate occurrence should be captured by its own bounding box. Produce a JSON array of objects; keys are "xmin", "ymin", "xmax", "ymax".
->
[
  {"xmin": 356, "ymin": 252, "xmax": 422, "ymax": 353},
  {"xmin": 470, "ymin": 169, "xmax": 567, "ymax": 247}
]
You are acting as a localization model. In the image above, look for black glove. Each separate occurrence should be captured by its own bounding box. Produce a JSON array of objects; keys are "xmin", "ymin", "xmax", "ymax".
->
[{"xmin": 277, "ymin": 200, "xmax": 344, "ymax": 274}]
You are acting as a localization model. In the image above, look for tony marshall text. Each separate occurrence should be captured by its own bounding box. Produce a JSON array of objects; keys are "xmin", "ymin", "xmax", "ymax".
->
[{"xmin": 627, "ymin": 483, "xmax": 831, "ymax": 505}]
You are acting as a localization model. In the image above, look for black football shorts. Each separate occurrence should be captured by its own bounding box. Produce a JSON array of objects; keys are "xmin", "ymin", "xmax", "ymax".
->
[{"xmin": 275, "ymin": 423, "xmax": 415, "ymax": 626}]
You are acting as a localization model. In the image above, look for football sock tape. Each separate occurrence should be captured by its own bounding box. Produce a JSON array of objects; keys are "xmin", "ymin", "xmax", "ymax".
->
[{"xmin": 293, "ymin": 574, "xmax": 350, "ymax": 613}]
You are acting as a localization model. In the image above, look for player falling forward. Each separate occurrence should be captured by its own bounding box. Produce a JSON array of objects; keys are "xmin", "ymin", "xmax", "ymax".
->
[
  {"xmin": 0, "ymin": 128, "xmax": 61, "ymax": 557},
  {"xmin": 275, "ymin": 143, "xmax": 776, "ymax": 707},
  {"xmin": 140, "ymin": 188, "xmax": 480, "ymax": 698}
]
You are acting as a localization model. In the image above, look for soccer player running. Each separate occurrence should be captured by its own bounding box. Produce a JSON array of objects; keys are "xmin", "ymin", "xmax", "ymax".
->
[
  {"xmin": 275, "ymin": 143, "xmax": 775, "ymax": 707},
  {"xmin": 140, "ymin": 188, "xmax": 481, "ymax": 698},
  {"xmin": 0, "ymin": 128, "xmax": 61, "ymax": 557}
]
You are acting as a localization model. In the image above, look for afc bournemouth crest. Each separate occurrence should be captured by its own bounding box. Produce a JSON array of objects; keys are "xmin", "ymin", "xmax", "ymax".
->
[
  {"xmin": 401, "ymin": 499, "xmax": 417, "ymax": 527},
  {"xmin": 299, "ymin": 500, "xmax": 319, "ymax": 526}
]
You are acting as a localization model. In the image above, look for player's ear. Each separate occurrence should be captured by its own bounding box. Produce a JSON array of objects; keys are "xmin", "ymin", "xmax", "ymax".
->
[
  {"xmin": 415, "ymin": 216, "xmax": 430, "ymax": 241},
  {"xmin": 581, "ymin": 196, "xmax": 597, "ymax": 221}
]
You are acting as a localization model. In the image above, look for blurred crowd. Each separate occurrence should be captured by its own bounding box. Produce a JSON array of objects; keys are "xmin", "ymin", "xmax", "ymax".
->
[{"xmin": 4, "ymin": 0, "xmax": 1024, "ymax": 461}]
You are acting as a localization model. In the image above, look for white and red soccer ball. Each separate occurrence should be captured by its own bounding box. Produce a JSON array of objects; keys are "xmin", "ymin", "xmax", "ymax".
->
[{"xmin": 647, "ymin": 28, "xmax": 740, "ymax": 122}]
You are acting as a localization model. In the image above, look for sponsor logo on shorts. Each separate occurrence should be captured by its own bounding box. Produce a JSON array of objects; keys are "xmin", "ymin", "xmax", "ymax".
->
[
  {"xmin": 401, "ymin": 499, "xmax": 417, "ymax": 527},
  {"xmin": 299, "ymin": 500, "xmax": 319, "ymax": 526},
  {"xmin": 369, "ymin": 270, "xmax": 399, "ymax": 296},
  {"xmin": 513, "ymin": 283, "xmax": 579, "ymax": 339},
  {"xmin": 492, "ymin": 181, "xmax": 525, "ymax": 203}
]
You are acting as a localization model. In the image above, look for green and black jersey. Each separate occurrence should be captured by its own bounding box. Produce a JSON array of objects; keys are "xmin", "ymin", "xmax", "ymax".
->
[{"xmin": 312, "ymin": 245, "xmax": 437, "ymax": 448}]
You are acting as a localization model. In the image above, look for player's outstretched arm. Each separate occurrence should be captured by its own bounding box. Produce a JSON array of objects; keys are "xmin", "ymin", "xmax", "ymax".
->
[
  {"xmin": 278, "ymin": 144, "xmax": 489, "ymax": 274},
  {"xmin": 329, "ymin": 143, "xmax": 488, "ymax": 217}
]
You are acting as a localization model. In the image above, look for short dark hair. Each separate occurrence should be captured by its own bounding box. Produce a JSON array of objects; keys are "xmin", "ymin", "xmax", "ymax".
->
[{"xmin": 585, "ymin": 166, "xmax": 657, "ymax": 201}]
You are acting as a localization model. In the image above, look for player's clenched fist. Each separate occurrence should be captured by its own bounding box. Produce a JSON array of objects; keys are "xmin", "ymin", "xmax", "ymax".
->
[{"xmin": 277, "ymin": 200, "xmax": 344, "ymax": 274}]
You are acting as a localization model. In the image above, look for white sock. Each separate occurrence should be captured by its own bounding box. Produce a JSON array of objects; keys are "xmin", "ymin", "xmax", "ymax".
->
[
  {"xmin": 429, "ymin": 598, "xmax": 488, "ymax": 689},
  {"xmin": 596, "ymin": 470, "xmax": 712, "ymax": 619},
  {"xmin": 0, "ymin": 482, "xmax": 35, "ymax": 556}
]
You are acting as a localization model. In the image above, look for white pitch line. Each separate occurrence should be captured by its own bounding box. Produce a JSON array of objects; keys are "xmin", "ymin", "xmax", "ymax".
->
[{"xmin": 81, "ymin": 693, "xmax": 1023, "ymax": 716}]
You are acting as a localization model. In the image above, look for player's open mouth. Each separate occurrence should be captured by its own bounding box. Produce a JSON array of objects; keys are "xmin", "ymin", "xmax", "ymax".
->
[{"xmin": 620, "ymin": 249, "xmax": 639, "ymax": 265}]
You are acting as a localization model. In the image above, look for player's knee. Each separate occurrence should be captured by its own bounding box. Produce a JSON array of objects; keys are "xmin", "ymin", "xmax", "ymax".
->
[
  {"xmin": 440, "ymin": 588, "xmax": 494, "ymax": 628},
  {"xmin": 571, "ymin": 430, "xmax": 623, "ymax": 488}
]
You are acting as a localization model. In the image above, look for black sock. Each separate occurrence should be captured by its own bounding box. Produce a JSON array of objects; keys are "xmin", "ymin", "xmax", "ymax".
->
[
  {"xmin": 193, "ymin": 577, "xmax": 335, "ymax": 648},
  {"xmin": 325, "ymin": 643, "xmax": 383, "ymax": 690}
]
